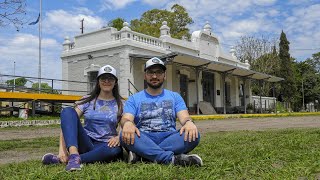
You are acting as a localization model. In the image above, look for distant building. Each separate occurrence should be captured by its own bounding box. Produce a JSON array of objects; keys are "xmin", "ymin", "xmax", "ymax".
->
[{"xmin": 61, "ymin": 21, "xmax": 282, "ymax": 114}]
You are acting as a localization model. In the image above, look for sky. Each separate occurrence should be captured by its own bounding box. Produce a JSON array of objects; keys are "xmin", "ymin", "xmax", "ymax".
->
[{"xmin": 0, "ymin": 0, "xmax": 320, "ymax": 85}]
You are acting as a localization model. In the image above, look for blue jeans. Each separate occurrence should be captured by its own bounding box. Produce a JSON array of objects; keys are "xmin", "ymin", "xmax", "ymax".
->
[
  {"xmin": 60, "ymin": 107, "xmax": 122, "ymax": 163},
  {"xmin": 120, "ymin": 130, "xmax": 200, "ymax": 164}
]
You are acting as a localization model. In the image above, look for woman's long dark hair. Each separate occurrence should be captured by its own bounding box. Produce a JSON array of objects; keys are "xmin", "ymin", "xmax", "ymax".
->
[{"xmin": 76, "ymin": 77, "xmax": 124, "ymax": 121}]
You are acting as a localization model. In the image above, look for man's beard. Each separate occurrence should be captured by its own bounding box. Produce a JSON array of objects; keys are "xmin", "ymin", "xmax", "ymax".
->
[{"xmin": 147, "ymin": 80, "xmax": 163, "ymax": 89}]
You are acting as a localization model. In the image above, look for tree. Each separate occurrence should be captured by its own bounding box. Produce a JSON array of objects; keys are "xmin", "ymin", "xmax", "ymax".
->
[
  {"xmin": 235, "ymin": 35, "xmax": 281, "ymax": 97},
  {"xmin": 250, "ymin": 50, "xmax": 280, "ymax": 97},
  {"xmin": 130, "ymin": 4, "xmax": 193, "ymax": 39},
  {"xmin": 307, "ymin": 52, "xmax": 320, "ymax": 73},
  {"xmin": 32, "ymin": 82, "xmax": 60, "ymax": 94},
  {"xmin": 107, "ymin": 17, "xmax": 125, "ymax": 31},
  {"xmin": 278, "ymin": 31, "xmax": 297, "ymax": 107},
  {"xmin": 295, "ymin": 57, "xmax": 320, "ymax": 110},
  {"xmin": 6, "ymin": 77, "xmax": 27, "ymax": 86},
  {"xmin": 0, "ymin": 0, "xmax": 26, "ymax": 31},
  {"xmin": 235, "ymin": 35, "xmax": 277, "ymax": 64}
]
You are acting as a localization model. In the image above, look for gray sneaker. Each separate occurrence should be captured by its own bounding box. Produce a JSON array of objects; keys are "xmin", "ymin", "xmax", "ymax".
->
[
  {"xmin": 128, "ymin": 151, "xmax": 142, "ymax": 163},
  {"xmin": 173, "ymin": 154, "xmax": 203, "ymax": 167}
]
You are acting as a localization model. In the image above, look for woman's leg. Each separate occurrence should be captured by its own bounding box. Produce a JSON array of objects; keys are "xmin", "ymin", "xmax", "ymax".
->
[
  {"xmin": 80, "ymin": 142, "xmax": 122, "ymax": 163},
  {"xmin": 60, "ymin": 107, "xmax": 94, "ymax": 153}
]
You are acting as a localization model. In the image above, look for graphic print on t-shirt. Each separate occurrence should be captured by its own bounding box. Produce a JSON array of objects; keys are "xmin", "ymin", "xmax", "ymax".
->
[{"xmin": 138, "ymin": 100, "xmax": 175, "ymax": 132}]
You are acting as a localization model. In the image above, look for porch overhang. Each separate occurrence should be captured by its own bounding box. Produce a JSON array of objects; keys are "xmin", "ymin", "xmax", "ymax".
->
[
  {"xmin": 161, "ymin": 52, "xmax": 284, "ymax": 82},
  {"xmin": 129, "ymin": 52, "xmax": 284, "ymax": 82}
]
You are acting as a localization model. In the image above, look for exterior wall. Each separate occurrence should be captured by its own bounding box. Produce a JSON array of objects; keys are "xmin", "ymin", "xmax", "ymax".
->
[
  {"xmin": 61, "ymin": 21, "xmax": 263, "ymax": 113},
  {"xmin": 62, "ymin": 48, "xmax": 122, "ymax": 96},
  {"xmin": 75, "ymin": 28, "xmax": 117, "ymax": 48}
]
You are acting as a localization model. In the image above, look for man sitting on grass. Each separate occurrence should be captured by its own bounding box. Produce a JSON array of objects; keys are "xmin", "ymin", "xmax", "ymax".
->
[{"xmin": 120, "ymin": 57, "xmax": 202, "ymax": 166}]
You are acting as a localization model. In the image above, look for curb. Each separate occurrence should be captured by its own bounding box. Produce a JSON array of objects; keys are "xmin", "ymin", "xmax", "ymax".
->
[{"xmin": 0, "ymin": 120, "xmax": 61, "ymax": 128}]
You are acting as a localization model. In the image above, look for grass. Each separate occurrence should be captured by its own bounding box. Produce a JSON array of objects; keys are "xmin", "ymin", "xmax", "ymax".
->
[{"xmin": 1, "ymin": 129, "xmax": 320, "ymax": 179}]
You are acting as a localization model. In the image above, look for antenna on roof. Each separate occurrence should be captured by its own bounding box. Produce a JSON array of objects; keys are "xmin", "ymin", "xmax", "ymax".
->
[{"xmin": 80, "ymin": 18, "xmax": 84, "ymax": 34}]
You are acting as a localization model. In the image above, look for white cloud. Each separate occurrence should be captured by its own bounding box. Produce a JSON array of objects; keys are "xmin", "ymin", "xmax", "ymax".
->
[
  {"xmin": 100, "ymin": 0, "xmax": 137, "ymax": 11},
  {"xmin": 142, "ymin": 0, "xmax": 171, "ymax": 6},
  {"xmin": 0, "ymin": 33, "xmax": 61, "ymax": 80},
  {"xmin": 253, "ymin": 0, "xmax": 276, "ymax": 6},
  {"xmin": 43, "ymin": 10, "xmax": 105, "ymax": 38},
  {"xmin": 72, "ymin": 7, "xmax": 95, "ymax": 16},
  {"xmin": 282, "ymin": 4, "xmax": 320, "ymax": 59}
]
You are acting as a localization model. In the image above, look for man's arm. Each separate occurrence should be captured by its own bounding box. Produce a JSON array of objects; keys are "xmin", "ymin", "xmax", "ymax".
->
[
  {"xmin": 120, "ymin": 113, "xmax": 140, "ymax": 145},
  {"xmin": 177, "ymin": 110, "xmax": 198, "ymax": 142}
]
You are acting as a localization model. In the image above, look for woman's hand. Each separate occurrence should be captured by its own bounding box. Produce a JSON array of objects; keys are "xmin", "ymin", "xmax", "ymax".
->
[
  {"xmin": 58, "ymin": 149, "xmax": 69, "ymax": 163},
  {"xmin": 107, "ymin": 135, "xmax": 120, "ymax": 147}
]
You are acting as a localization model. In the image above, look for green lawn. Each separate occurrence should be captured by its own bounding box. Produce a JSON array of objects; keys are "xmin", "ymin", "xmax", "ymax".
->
[{"xmin": 1, "ymin": 129, "xmax": 320, "ymax": 179}]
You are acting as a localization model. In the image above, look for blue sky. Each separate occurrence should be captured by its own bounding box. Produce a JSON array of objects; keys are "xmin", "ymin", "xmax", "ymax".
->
[{"xmin": 0, "ymin": 0, "xmax": 320, "ymax": 84}]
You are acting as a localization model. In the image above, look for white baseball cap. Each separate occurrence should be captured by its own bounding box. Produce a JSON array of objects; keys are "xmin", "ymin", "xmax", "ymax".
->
[
  {"xmin": 97, "ymin": 65, "xmax": 117, "ymax": 79},
  {"xmin": 144, "ymin": 57, "xmax": 166, "ymax": 71}
]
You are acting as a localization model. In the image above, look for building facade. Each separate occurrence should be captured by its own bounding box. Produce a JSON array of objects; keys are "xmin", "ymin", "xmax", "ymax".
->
[{"xmin": 61, "ymin": 21, "xmax": 282, "ymax": 114}]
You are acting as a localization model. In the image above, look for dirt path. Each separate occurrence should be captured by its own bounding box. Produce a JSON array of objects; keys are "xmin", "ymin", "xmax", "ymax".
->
[
  {"xmin": 1, "ymin": 116, "xmax": 320, "ymax": 165},
  {"xmin": 1, "ymin": 116, "xmax": 320, "ymax": 141}
]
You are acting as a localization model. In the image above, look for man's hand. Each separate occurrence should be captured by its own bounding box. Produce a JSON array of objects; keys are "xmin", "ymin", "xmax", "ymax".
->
[
  {"xmin": 122, "ymin": 121, "xmax": 140, "ymax": 145},
  {"xmin": 180, "ymin": 121, "xmax": 198, "ymax": 142},
  {"xmin": 107, "ymin": 135, "xmax": 120, "ymax": 147}
]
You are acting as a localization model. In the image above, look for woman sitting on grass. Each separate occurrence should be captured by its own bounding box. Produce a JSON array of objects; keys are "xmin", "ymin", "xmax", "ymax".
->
[{"xmin": 42, "ymin": 65, "xmax": 124, "ymax": 171}]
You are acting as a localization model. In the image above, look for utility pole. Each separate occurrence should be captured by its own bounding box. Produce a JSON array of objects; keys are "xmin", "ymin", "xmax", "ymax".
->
[
  {"xmin": 38, "ymin": 0, "xmax": 42, "ymax": 93},
  {"xmin": 302, "ymin": 78, "xmax": 305, "ymax": 111},
  {"xmin": 80, "ymin": 18, "xmax": 84, "ymax": 34},
  {"xmin": 13, "ymin": 61, "xmax": 16, "ymax": 91}
]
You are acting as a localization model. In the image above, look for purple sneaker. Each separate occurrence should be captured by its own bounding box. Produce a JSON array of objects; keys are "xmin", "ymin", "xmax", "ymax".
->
[
  {"xmin": 42, "ymin": 153, "xmax": 60, "ymax": 165},
  {"xmin": 65, "ymin": 154, "xmax": 82, "ymax": 171}
]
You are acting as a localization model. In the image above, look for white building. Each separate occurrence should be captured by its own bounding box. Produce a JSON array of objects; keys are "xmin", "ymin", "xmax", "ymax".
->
[{"xmin": 61, "ymin": 21, "xmax": 282, "ymax": 114}]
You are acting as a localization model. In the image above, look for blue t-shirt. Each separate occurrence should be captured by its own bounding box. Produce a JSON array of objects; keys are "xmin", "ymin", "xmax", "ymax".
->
[
  {"xmin": 77, "ymin": 98, "xmax": 122, "ymax": 142},
  {"xmin": 124, "ymin": 89, "xmax": 187, "ymax": 132}
]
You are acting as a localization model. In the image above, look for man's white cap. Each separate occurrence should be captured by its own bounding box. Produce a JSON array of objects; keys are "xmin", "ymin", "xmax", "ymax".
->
[
  {"xmin": 97, "ymin": 65, "xmax": 117, "ymax": 79},
  {"xmin": 144, "ymin": 57, "xmax": 166, "ymax": 71}
]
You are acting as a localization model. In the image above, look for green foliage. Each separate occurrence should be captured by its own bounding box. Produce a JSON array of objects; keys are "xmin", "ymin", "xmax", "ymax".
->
[
  {"xmin": 246, "ymin": 103, "xmax": 253, "ymax": 110},
  {"xmin": 31, "ymin": 83, "xmax": 60, "ymax": 94},
  {"xmin": 278, "ymin": 31, "xmax": 297, "ymax": 104},
  {"xmin": 107, "ymin": 17, "xmax": 125, "ymax": 31},
  {"xmin": 293, "ymin": 55, "xmax": 320, "ymax": 111},
  {"xmin": 251, "ymin": 51, "xmax": 281, "ymax": 96},
  {"xmin": 5, "ymin": 77, "xmax": 27, "ymax": 86},
  {"xmin": 2, "ymin": 129, "xmax": 320, "ymax": 178},
  {"xmin": 276, "ymin": 102, "xmax": 287, "ymax": 113},
  {"xmin": 130, "ymin": 4, "xmax": 193, "ymax": 39}
]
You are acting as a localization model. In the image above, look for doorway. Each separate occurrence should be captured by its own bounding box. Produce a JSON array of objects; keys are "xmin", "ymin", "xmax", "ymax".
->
[
  {"xmin": 202, "ymin": 72, "xmax": 215, "ymax": 106},
  {"xmin": 180, "ymin": 74, "xmax": 188, "ymax": 105}
]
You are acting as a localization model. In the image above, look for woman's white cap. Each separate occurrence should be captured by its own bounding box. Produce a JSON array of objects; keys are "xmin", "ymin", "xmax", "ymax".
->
[{"xmin": 97, "ymin": 65, "xmax": 117, "ymax": 79}]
